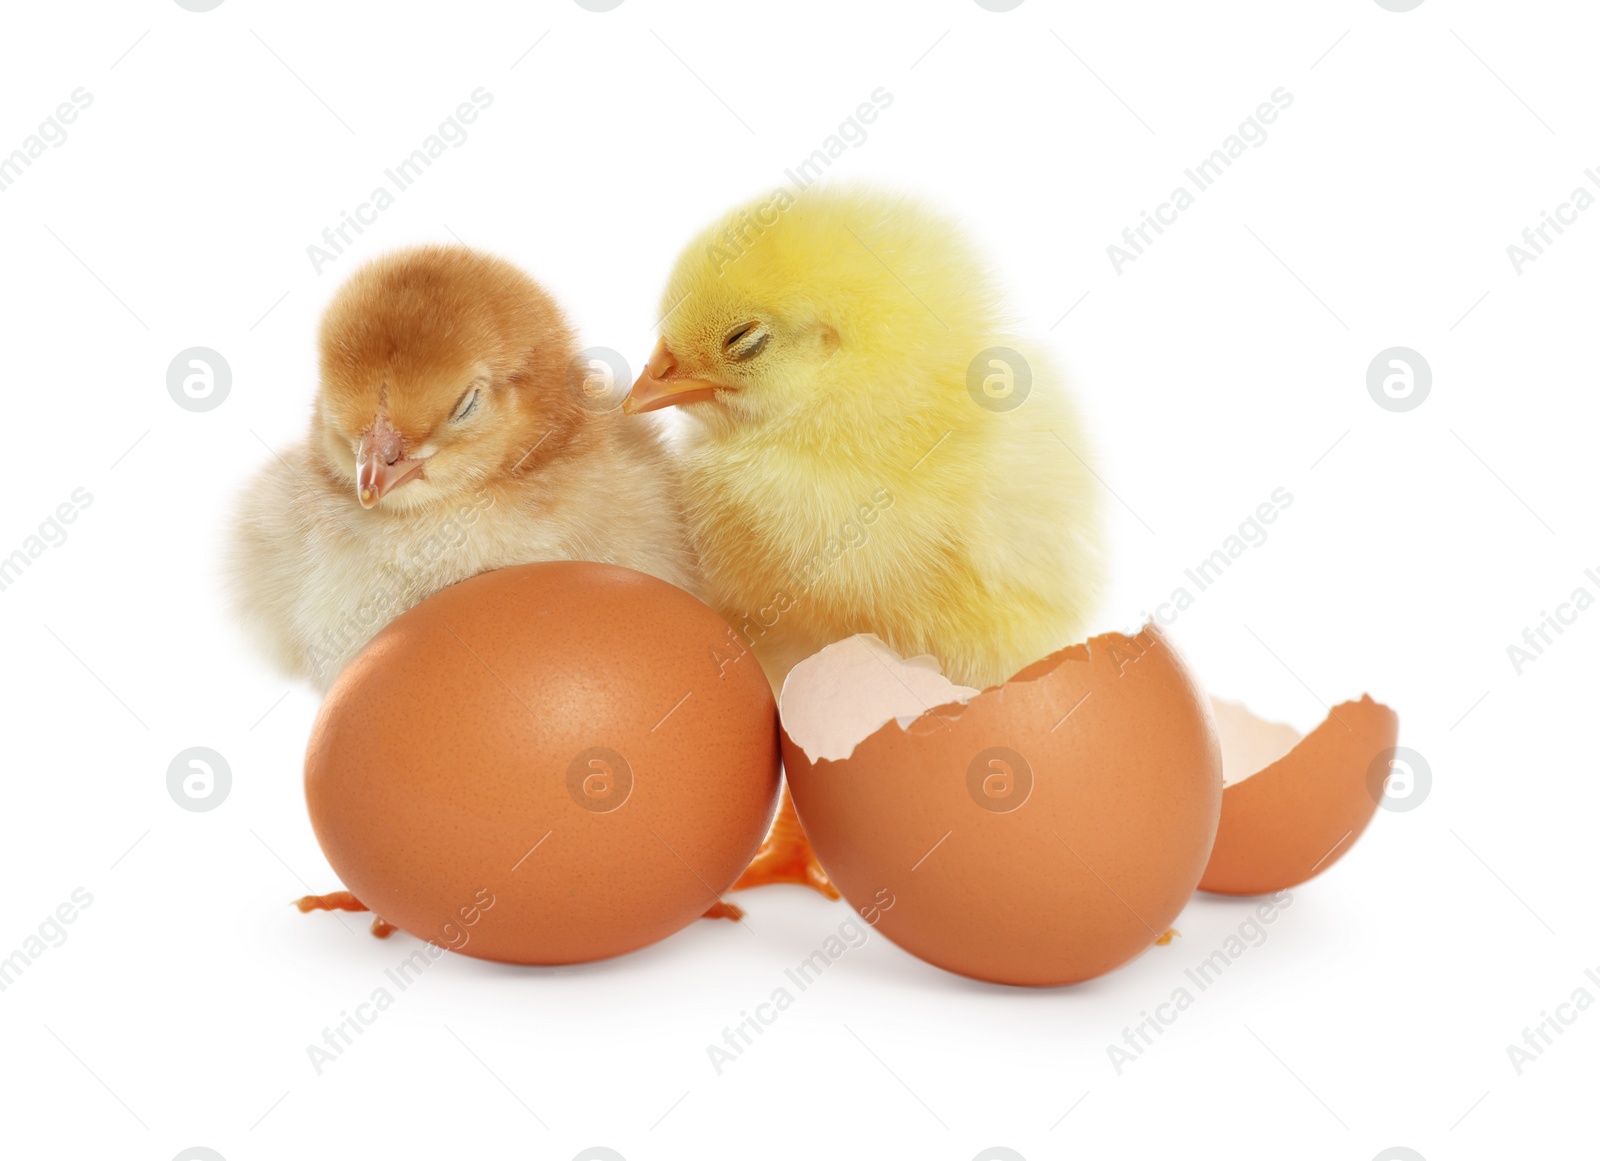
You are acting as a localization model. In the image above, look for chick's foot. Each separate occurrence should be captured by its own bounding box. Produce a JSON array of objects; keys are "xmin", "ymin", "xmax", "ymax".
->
[
  {"xmin": 295, "ymin": 889, "xmax": 396, "ymax": 938},
  {"xmin": 732, "ymin": 788, "xmax": 840, "ymax": 900}
]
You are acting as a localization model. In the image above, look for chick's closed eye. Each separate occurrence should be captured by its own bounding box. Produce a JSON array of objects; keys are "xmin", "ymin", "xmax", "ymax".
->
[
  {"xmin": 451, "ymin": 385, "xmax": 482, "ymax": 423},
  {"xmin": 723, "ymin": 323, "xmax": 768, "ymax": 361}
]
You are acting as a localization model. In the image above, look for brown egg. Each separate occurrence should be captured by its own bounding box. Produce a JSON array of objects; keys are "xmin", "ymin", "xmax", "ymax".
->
[
  {"xmin": 781, "ymin": 626, "xmax": 1222, "ymax": 987},
  {"xmin": 1198, "ymin": 695, "xmax": 1399, "ymax": 896},
  {"xmin": 305, "ymin": 562, "xmax": 779, "ymax": 964}
]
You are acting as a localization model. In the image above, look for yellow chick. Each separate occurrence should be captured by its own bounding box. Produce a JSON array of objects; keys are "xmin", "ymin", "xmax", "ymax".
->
[{"xmin": 625, "ymin": 186, "xmax": 1103, "ymax": 894}]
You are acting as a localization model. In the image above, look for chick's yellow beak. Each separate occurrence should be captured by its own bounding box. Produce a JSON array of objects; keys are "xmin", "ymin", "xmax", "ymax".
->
[{"xmin": 623, "ymin": 338, "xmax": 727, "ymax": 415}]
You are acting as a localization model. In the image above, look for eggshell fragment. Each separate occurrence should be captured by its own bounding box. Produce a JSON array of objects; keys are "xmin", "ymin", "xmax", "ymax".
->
[
  {"xmin": 782, "ymin": 626, "xmax": 1222, "ymax": 987},
  {"xmin": 782, "ymin": 634, "xmax": 981, "ymax": 763},
  {"xmin": 305, "ymin": 562, "xmax": 780, "ymax": 964},
  {"xmin": 1198, "ymin": 695, "xmax": 1399, "ymax": 896}
]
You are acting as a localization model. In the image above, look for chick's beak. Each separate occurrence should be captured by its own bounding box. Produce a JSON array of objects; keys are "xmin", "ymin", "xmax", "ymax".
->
[
  {"xmin": 355, "ymin": 413, "xmax": 428, "ymax": 509},
  {"xmin": 622, "ymin": 339, "xmax": 727, "ymax": 415}
]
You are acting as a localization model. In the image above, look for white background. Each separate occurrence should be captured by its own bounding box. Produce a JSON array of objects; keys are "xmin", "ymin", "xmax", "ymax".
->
[{"xmin": 1, "ymin": 1, "xmax": 1595, "ymax": 1158}]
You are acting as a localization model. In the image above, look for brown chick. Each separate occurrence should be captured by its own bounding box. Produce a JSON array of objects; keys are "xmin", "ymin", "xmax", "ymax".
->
[
  {"xmin": 234, "ymin": 245, "xmax": 735, "ymax": 932},
  {"xmin": 230, "ymin": 244, "xmax": 702, "ymax": 690}
]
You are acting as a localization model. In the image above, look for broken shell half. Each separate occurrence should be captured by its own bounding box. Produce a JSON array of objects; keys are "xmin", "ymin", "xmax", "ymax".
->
[
  {"xmin": 780, "ymin": 626, "xmax": 1222, "ymax": 988},
  {"xmin": 1198, "ymin": 695, "xmax": 1400, "ymax": 896}
]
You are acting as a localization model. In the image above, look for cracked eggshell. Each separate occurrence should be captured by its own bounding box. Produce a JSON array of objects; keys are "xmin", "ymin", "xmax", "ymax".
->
[
  {"xmin": 1198, "ymin": 695, "xmax": 1399, "ymax": 896},
  {"xmin": 781, "ymin": 626, "xmax": 1222, "ymax": 988}
]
